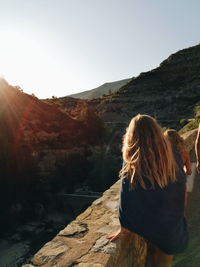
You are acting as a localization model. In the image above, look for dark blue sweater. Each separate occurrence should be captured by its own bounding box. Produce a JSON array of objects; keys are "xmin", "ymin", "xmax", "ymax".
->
[{"xmin": 119, "ymin": 149, "xmax": 188, "ymax": 254}]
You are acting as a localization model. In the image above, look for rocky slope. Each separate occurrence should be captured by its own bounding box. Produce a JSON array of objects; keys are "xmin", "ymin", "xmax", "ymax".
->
[
  {"xmin": 0, "ymin": 79, "xmax": 105, "ymax": 151},
  {"xmin": 68, "ymin": 78, "xmax": 131, "ymax": 99}
]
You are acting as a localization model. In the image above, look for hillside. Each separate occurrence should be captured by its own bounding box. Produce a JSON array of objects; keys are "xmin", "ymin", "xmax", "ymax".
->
[
  {"xmin": 87, "ymin": 44, "xmax": 200, "ymax": 129},
  {"xmin": 0, "ymin": 78, "xmax": 108, "ymax": 224},
  {"xmin": 55, "ymin": 45, "xmax": 200, "ymax": 131},
  {"xmin": 0, "ymin": 79, "xmax": 104, "ymax": 151},
  {"xmin": 68, "ymin": 78, "xmax": 132, "ymax": 99}
]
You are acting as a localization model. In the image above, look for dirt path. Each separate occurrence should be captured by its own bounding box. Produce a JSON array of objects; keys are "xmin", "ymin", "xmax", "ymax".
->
[{"xmin": 173, "ymin": 166, "xmax": 200, "ymax": 266}]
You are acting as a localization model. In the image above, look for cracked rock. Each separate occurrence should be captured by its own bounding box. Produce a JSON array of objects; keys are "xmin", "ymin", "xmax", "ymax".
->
[
  {"xmin": 58, "ymin": 221, "xmax": 88, "ymax": 237},
  {"xmin": 91, "ymin": 236, "xmax": 116, "ymax": 254}
]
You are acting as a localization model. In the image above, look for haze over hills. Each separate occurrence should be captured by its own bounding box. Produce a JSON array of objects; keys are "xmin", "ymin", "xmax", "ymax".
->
[{"xmin": 68, "ymin": 78, "xmax": 132, "ymax": 99}]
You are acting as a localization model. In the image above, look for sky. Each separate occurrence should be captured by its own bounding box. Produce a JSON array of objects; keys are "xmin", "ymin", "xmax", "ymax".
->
[{"xmin": 0, "ymin": 0, "xmax": 199, "ymax": 99}]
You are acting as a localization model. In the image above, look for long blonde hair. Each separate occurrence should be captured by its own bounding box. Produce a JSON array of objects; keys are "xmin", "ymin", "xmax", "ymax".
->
[
  {"xmin": 164, "ymin": 129, "xmax": 185, "ymax": 153},
  {"xmin": 120, "ymin": 114, "xmax": 176, "ymax": 189}
]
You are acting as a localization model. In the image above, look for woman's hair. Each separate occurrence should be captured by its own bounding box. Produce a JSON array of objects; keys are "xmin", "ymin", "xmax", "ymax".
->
[
  {"xmin": 164, "ymin": 129, "xmax": 185, "ymax": 153},
  {"xmin": 120, "ymin": 114, "xmax": 176, "ymax": 189}
]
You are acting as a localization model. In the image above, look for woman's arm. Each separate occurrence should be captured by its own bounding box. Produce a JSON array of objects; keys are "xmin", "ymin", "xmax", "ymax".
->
[
  {"xmin": 180, "ymin": 151, "xmax": 192, "ymax": 175},
  {"xmin": 184, "ymin": 152, "xmax": 192, "ymax": 175},
  {"xmin": 195, "ymin": 124, "xmax": 200, "ymax": 173}
]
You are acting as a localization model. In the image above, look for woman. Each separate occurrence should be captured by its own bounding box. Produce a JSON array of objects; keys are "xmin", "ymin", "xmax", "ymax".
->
[
  {"xmin": 164, "ymin": 129, "xmax": 192, "ymax": 208},
  {"xmin": 108, "ymin": 114, "xmax": 188, "ymax": 267},
  {"xmin": 164, "ymin": 129, "xmax": 192, "ymax": 175}
]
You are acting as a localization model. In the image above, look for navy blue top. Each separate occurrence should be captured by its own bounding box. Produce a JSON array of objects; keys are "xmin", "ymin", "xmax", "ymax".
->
[{"xmin": 119, "ymin": 148, "xmax": 188, "ymax": 254}]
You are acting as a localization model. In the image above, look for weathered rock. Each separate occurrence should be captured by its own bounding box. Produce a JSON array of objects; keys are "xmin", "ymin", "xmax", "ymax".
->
[
  {"xmin": 58, "ymin": 221, "xmax": 88, "ymax": 237},
  {"xmin": 31, "ymin": 240, "xmax": 69, "ymax": 265}
]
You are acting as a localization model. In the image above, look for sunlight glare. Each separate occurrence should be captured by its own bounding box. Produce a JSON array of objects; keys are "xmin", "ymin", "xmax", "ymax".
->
[{"xmin": 0, "ymin": 29, "xmax": 68, "ymax": 98}]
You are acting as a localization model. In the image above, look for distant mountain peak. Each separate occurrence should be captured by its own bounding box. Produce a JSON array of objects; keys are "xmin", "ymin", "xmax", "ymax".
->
[{"xmin": 68, "ymin": 78, "xmax": 132, "ymax": 99}]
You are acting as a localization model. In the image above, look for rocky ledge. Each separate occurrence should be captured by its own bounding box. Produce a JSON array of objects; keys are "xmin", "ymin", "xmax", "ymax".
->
[
  {"xmin": 22, "ymin": 180, "xmax": 147, "ymax": 267},
  {"xmin": 22, "ymin": 129, "xmax": 198, "ymax": 267}
]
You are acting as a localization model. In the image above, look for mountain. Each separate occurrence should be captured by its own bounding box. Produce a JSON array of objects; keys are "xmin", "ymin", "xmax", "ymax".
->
[
  {"xmin": 68, "ymin": 78, "xmax": 132, "ymax": 99},
  {"xmin": 55, "ymin": 45, "xmax": 200, "ymax": 131},
  {"xmin": 85, "ymin": 44, "xmax": 200, "ymax": 129}
]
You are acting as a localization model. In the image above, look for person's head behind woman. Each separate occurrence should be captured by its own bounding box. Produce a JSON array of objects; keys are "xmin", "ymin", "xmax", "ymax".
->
[
  {"xmin": 120, "ymin": 114, "xmax": 176, "ymax": 189},
  {"xmin": 164, "ymin": 129, "xmax": 185, "ymax": 153}
]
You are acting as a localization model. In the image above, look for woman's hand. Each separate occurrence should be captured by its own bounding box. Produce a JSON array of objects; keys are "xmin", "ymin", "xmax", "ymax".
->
[
  {"xmin": 107, "ymin": 227, "xmax": 130, "ymax": 242},
  {"xmin": 197, "ymin": 162, "xmax": 200, "ymax": 173}
]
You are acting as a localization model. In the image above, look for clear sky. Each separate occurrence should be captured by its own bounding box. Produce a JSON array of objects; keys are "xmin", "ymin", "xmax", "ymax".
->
[{"xmin": 0, "ymin": 0, "xmax": 199, "ymax": 98}]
